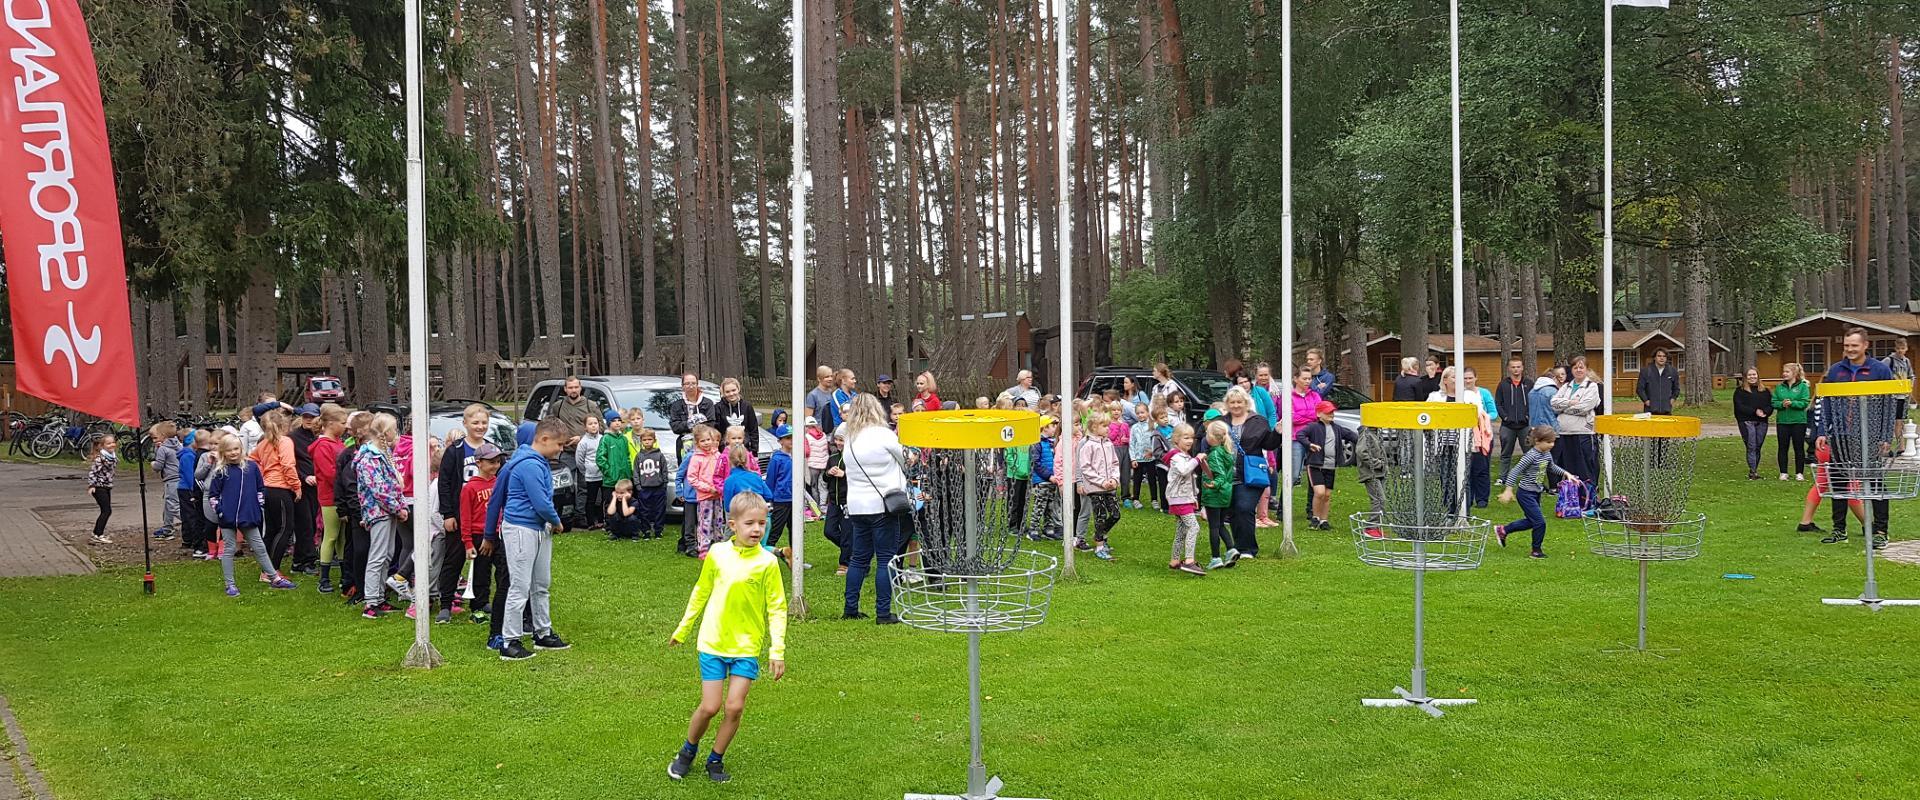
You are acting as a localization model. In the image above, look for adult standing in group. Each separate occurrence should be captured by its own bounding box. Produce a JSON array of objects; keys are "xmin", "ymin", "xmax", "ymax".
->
[
  {"xmin": 1637, "ymin": 348, "xmax": 1682, "ymax": 415},
  {"xmin": 832, "ymin": 369, "xmax": 862, "ymax": 431},
  {"xmin": 1392, "ymin": 357, "xmax": 1427, "ymax": 402},
  {"xmin": 806, "ymin": 366, "xmax": 842, "ymax": 431},
  {"xmin": 1528, "ymin": 366, "xmax": 1564, "ymax": 431},
  {"xmin": 1119, "ymin": 376, "xmax": 1147, "ymax": 423},
  {"xmin": 1305, "ymin": 348, "xmax": 1336, "ymax": 399},
  {"xmin": 1285, "ymin": 366, "xmax": 1321, "ymax": 488},
  {"xmin": 1463, "ymin": 367, "xmax": 1497, "ymax": 507},
  {"xmin": 873, "ymin": 374, "xmax": 899, "ymax": 420},
  {"xmin": 839, "ymin": 394, "xmax": 907, "ymax": 624},
  {"xmin": 1221, "ymin": 386, "xmax": 1286, "ymax": 558},
  {"xmin": 913, "ymin": 372, "xmax": 943, "ymax": 414},
  {"xmin": 241, "ymin": 393, "xmax": 287, "ymax": 454},
  {"xmin": 288, "ymin": 404, "xmax": 323, "ymax": 575},
  {"xmin": 668, "ymin": 373, "xmax": 717, "ymax": 440},
  {"xmin": 1494, "ymin": 358, "xmax": 1532, "ymax": 484},
  {"xmin": 1550, "ymin": 357, "xmax": 1603, "ymax": 485},
  {"xmin": 1249, "ymin": 363, "xmax": 1280, "ymax": 426},
  {"xmin": 713, "ymin": 377, "xmax": 760, "ymax": 453},
  {"xmin": 1005, "ymin": 369, "xmax": 1042, "ymax": 410},
  {"xmin": 1149, "ymin": 364, "xmax": 1179, "ymax": 405},
  {"xmin": 550, "ymin": 376, "xmax": 603, "ymax": 447},
  {"xmin": 1816, "ymin": 328, "xmax": 1895, "ymax": 547},
  {"xmin": 1772, "ymin": 363, "xmax": 1811, "ymax": 481},
  {"xmin": 1419, "ymin": 357, "xmax": 1445, "ymax": 399},
  {"xmin": 1733, "ymin": 368, "xmax": 1772, "ymax": 480}
]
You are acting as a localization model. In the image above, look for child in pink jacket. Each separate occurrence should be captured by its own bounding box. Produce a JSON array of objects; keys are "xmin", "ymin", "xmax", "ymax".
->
[{"xmin": 1076, "ymin": 410, "xmax": 1123, "ymax": 560}]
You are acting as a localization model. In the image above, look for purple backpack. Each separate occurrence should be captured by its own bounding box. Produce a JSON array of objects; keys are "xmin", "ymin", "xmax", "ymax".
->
[{"xmin": 1555, "ymin": 480, "xmax": 1590, "ymax": 519}]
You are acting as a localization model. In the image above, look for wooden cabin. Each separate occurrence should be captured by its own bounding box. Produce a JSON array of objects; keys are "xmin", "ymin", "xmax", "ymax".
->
[{"xmin": 1756, "ymin": 311, "xmax": 1920, "ymax": 393}]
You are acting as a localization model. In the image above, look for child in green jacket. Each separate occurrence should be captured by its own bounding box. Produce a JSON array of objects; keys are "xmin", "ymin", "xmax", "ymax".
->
[
  {"xmin": 598, "ymin": 417, "xmax": 636, "ymax": 488},
  {"xmin": 1200, "ymin": 420, "xmax": 1238, "ymax": 569},
  {"xmin": 1005, "ymin": 441, "xmax": 1032, "ymax": 538}
]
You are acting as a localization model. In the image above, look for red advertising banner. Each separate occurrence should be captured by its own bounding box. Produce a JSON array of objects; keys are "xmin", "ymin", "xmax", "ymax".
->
[{"xmin": 0, "ymin": 0, "xmax": 139, "ymax": 426}]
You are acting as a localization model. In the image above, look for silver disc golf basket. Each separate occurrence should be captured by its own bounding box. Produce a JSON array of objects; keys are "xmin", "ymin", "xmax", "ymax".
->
[
  {"xmin": 890, "ymin": 410, "xmax": 1058, "ymax": 800},
  {"xmin": 1349, "ymin": 402, "xmax": 1490, "ymax": 717},
  {"xmin": 1814, "ymin": 379, "xmax": 1920, "ymax": 609},
  {"xmin": 1584, "ymin": 415, "xmax": 1706, "ymax": 655}
]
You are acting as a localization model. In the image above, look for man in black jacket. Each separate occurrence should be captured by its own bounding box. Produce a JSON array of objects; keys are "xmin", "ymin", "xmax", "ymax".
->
[
  {"xmin": 1637, "ymin": 348, "xmax": 1682, "ymax": 415},
  {"xmin": 669, "ymin": 373, "xmax": 718, "ymax": 439},
  {"xmin": 1493, "ymin": 358, "xmax": 1532, "ymax": 483},
  {"xmin": 1392, "ymin": 357, "xmax": 1428, "ymax": 402}
]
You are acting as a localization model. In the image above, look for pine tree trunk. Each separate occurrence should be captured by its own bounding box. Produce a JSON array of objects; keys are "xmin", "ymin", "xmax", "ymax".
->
[
  {"xmin": 1891, "ymin": 39, "xmax": 1911, "ymax": 307},
  {"xmin": 510, "ymin": 0, "xmax": 564, "ymax": 356},
  {"xmin": 1855, "ymin": 154, "xmax": 1872, "ymax": 311},
  {"xmin": 1398, "ymin": 257, "xmax": 1430, "ymax": 362},
  {"xmin": 185, "ymin": 287, "xmax": 208, "ymax": 414},
  {"xmin": 356, "ymin": 269, "xmax": 391, "ymax": 405},
  {"xmin": 241, "ymin": 269, "xmax": 278, "ymax": 400},
  {"xmin": 1518, "ymin": 258, "xmax": 1540, "ymax": 374},
  {"xmin": 1683, "ymin": 239, "xmax": 1713, "ymax": 404},
  {"xmin": 1877, "ymin": 147, "xmax": 1892, "ymax": 310},
  {"xmin": 590, "ymin": 0, "xmax": 631, "ymax": 373},
  {"xmin": 634, "ymin": 5, "xmax": 659, "ymax": 369},
  {"xmin": 756, "ymin": 99, "xmax": 776, "ymax": 380}
]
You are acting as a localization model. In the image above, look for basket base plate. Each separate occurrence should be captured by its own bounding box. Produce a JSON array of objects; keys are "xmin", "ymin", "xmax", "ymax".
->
[
  {"xmin": 1602, "ymin": 642, "xmax": 1679, "ymax": 658},
  {"xmin": 906, "ymin": 776, "xmax": 1046, "ymax": 800},
  {"xmin": 1821, "ymin": 597, "xmax": 1920, "ymax": 609},
  {"xmin": 1361, "ymin": 688, "xmax": 1477, "ymax": 718}
]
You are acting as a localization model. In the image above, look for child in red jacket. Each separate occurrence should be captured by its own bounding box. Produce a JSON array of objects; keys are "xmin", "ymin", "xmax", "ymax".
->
[{"xmin": 462, "ymin": 443, "xmax": 507, "ymax": 636}]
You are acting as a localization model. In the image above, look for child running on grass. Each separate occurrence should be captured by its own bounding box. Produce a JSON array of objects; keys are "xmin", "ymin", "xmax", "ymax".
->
[
  {"xmin": 668, "ymin": 492, "xmax": 788, "ymax": 784},
  {"xmin": 1075, "ymin": 409, "xmax": 1122, "ymax": 559},
  {"xmin": 1200, "ymin": 418, "xmax": 1240, "ymax": 570},
  {"xmin": 209, "ymin": 434, "xmax": 291, "ymax": 594},
  {"xmin": 1497, "ymin": 426, "xmax": 1577, "ymax": 559},
  {"xmin": 86, "ymin": 435, "xmax": 117, "ymax": 545},
  {"xmin": 1164, "ymin": 424, "xmax": 1206, "ymax": 575}
]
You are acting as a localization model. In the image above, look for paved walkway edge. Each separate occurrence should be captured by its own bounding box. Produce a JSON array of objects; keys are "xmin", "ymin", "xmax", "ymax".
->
[
  {"xmin": 22, "ymin": 510, "xmax": 92, "ymax": 577},
  {"xmin": 0, "ymin": 694, "xmax": 54, "ymax": 800}
]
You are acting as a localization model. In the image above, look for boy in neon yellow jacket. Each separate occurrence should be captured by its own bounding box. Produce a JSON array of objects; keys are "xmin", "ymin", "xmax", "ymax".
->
[{"xmin": 668, "ymin": 492, "xmax": 788, "ymax": 783}]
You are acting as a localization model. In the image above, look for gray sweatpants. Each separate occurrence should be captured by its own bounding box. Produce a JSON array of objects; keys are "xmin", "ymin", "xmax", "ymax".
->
[
  {"xmin": 1171, "ymin": 512, "xmax": 1199, "ymax": 562},
  {"xmin": 501, "ymin": 521, "xmax": 554, "ymax": 641},
  {"xmin": 364, "ymin": 516, "xmax": 396, "ymax": 607},
  {"xmin": 1364, "ymin": 478, "xmax": 1386, "ymax": 516},
  {"xmin": 217, "ymin": 526, "xmax": 276, "ymax": 585},
  {"xmin": 161, "ymin": 490, "xmax": 180, "ymax": 531}
]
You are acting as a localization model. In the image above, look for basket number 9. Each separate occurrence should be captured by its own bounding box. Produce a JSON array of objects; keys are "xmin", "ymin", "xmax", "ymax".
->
[{"xmin": 1417, "ymin": 413, "xmax": 1432, "ymax": 427}]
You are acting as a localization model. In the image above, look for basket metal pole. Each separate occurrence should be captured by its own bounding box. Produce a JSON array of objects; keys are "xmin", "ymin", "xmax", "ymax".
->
[
  {"xmin": 1637, "ymin": 559, "xmax": 1649, "ymax": 650},
  {"xmin": 962, "ymin": 455, "xmax": 987, "ymax": 798},
  {"xmin": 1363, "ymin": 430, "xmax": 1476, "ymax": 716}
]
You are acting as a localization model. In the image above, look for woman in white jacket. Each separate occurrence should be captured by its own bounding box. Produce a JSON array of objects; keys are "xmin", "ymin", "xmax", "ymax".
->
[
  {"xmin": 840, "ymin": 394, "xmax": 908, "ymax": 624},
  {"xmin": 1549, "ymin": 357, "xmax": 1603, "ymax": 484}
]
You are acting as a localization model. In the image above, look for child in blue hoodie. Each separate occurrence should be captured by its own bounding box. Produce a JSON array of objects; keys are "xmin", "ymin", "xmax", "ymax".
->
[
  {"xmin": 484, "ymin": 418, "xmax": 570, "ymax": 660},
  {"xmin": 673, "ymin": 441, "xmax": 701, "ymax": 556},
  {"xmin": 1026, "ymin": 418, "xmax": 1063, "ymax": 540},
  {"xmin": 208, "ymin": 434, "xmax": 290, "ymax": 595},
  {"xmin": 764, "ymin": 426, "xmax": 795, "ymax": 547},
  {"xmin": 721, "ymin": 446, "xmax": 772, "ymax": 515}
]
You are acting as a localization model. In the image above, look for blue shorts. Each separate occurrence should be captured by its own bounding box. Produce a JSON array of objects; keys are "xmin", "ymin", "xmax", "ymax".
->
[{"xmin": 697, "ymin": 652, "xmax": 760, "ymax": 682}]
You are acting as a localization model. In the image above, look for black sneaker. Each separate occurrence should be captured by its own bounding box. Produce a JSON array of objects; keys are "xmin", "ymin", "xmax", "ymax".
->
[
  {"xmin": 842, "ymin": 611, "xmax": 870, "ymax": 621},
  {"xmin": 1797, "ymin": 523, "xmax": 1823, "ymax": 533},
  {"xmin": 498, "ymin": 639, "xmax": 535, "ymax": 661},
  {"xmin": 876, "ymin": 615, "xmax": 902, "ymax": 625},
  {"xmin": 707, "ymin": 759, "xmax": 731, "ymax": 783},
  {"xmin": 667, "ymin": 751, "xmax": 694, "ymax": 781},
  {"xmin": 533, "ymin": 633, "xmax": 570, "ymax": 651},
  {"xmin": 1823, "ymin": 531, "xmax": 1850, "ymax": 544},
  {"xmin": 1529, "ymin": 551, "xmax": 1547, "ymax": 559},
  {"xmin": 1873, "ymin": 533, "xmax": 1889, "ymax": 550}
]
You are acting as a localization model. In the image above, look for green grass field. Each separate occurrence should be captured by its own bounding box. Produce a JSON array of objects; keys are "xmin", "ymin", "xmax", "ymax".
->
[{"xmin": 2, "ymin": 437, "xmax": 1917, "ymax": 800}]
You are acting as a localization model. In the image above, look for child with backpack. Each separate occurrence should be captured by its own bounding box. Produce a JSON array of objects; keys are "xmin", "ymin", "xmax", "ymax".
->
[
  {"xmin": 1026, "ymin": 417, "xmax": 1064, "ymax": 541},
  {"xmin": 1497, "ymin": 426, "xmax": 1577, "ymax": 559}
]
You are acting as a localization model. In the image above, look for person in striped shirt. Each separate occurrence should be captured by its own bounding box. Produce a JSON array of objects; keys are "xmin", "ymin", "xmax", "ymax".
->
[{"xmin": 1496, "ymin": 426, "xmax": 1578, "ymax": 559}]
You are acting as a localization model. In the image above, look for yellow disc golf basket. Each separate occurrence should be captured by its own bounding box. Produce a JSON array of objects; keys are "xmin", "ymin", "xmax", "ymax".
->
[
  {"xmin": 1813, "ymin": 379, "xmax": 1920, "ymax": 610},
  {"xmin": 1584, "ymin": 414, "xmax": 1705, "ymax": 655}
]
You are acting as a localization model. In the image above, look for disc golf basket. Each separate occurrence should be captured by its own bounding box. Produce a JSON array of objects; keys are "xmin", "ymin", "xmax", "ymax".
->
[
  {"xmin": 1814, "ymin": 380, "xmax": 1920, "ymax": 610},
  {"xmin": 891, "ymin": 410, "xmax": 1058, "ymax": 800},
  {"xmin": 1349, "ymin": 402, "xmax": 1490, "ymax": 717},
  {"xmin": 1584, "ymin": 415, "xmax": 1706, "ymax": 656}
]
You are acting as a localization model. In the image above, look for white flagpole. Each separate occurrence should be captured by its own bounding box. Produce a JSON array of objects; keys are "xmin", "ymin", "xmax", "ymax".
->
[
  {"xmin": 1450, "ymin": 0, "xmax": 1468, "ymax": 515},
  {"xmin": 1602, "ymin": 0, "xmax": 1615, "ymax": 418},
  {"xmin": 1279, "ymin": 0, "xmax": 1296, "ymax": 555},
  {"xmin": 401, "ymin": 0, "xmax": 441, "ymax": 669},
  {"xmin": 1055, "ymin": 0, "xmax": 1075, "ymax": 578},
  {"xmin": 788, "ymin": 0, "xmax": 809, "ymax": 617}
]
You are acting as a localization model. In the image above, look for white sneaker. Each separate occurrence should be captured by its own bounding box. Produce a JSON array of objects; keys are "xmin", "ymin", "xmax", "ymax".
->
[
  {"xmin": 1795, "ymin": 474, "xmax": 1805, "ymax": 482},
  {"xmin": 1780, "ymin": 473, "xmax": 1789, "ymax": 481},
  {"xmin": 385, "ymin": 575, "xmax": 415, "ymax": 603},
  {"xmin": 90, "ymin": 534, "xmax": 113, "ymax": 545}
]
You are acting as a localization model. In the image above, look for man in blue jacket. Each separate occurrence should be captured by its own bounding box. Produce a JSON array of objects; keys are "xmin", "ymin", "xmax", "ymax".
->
[
  {"xmin": 1816, "ymin": 327, "xmax": 1896, "ymax": 548},
  {"xmin": 485, "ymin": 418, "xmax": 570, "ymax": 660}
]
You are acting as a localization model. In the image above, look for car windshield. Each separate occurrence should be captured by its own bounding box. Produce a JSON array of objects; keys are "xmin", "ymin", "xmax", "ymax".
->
[
  {"xmin": 1323, "ymin": 384, "xmax": 1368, "ymax": 410},
  {"xmin": 1174, "ymin": 372, "xmax": 1233, "ymax": 406},
  {"xmin": 311, "ymin": 379, "xmax": 341, "ymax": 391},
  {"xmin": 615, "ymin": 389, "xmax": 678, "ymax": 429}
]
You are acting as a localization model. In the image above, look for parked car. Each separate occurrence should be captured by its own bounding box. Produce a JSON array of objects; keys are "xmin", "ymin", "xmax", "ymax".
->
[
  {"xmin": 1077, "ymin": 367, "xmax": 1366, "ymax": 466},
  {"xmin": 361, "ymin": 400, "xmax": 544, "ymax": 514},
  {"xmin": 522, "ymin": 376, "xmax": 777, "ymax": 518},
  {"xmin": 303, "ymin": 374, "xmax": 346, "ymax": 404}
]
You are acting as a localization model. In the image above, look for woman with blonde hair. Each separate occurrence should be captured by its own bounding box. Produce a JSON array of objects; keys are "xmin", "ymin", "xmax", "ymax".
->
[
  {"xmin": 840, "ymin": 394, "xmax": 907, "ymax": 624},
  {"xmin": 1220, "ymin": 385, "xmax": 1289, "ymax": 558},
  {"xmin": 913, "ymin": 371, "xmax": 943, "ymax": 413},
  {"xmin": 1772, "ymin": 362, "xmax": 1812, "ymax": 480}
]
